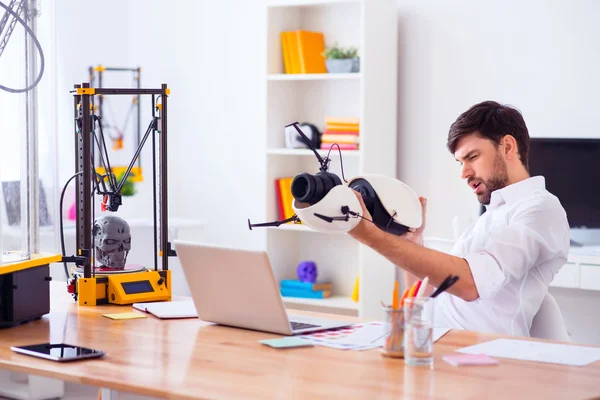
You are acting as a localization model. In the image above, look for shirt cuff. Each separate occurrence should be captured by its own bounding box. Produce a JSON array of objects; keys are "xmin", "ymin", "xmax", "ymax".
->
[{"xmin": 464, "ymin": 252, "xmax": 506, "ymax": 300}]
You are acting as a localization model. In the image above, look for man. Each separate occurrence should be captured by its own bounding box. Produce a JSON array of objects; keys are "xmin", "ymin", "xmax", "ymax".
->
[{"xmin": 349, "ymin": 101, "xmax": 570, "ymax": 336}]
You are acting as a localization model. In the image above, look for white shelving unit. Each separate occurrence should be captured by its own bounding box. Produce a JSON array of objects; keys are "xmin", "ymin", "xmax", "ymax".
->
[
  {"xmin": 267, "ymin": 73, "xmax": 360, "ymax": 81},
  {"xmin": 264, "ymin": 0, "xmax": 398, "ymax": 319}
]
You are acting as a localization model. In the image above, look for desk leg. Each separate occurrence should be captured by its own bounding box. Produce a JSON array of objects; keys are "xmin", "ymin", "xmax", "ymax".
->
[
  {"xmin": 101, "ymin": 388, "xmax": 120, "ymax": 400},
  {"xmin": 0, "ymin": 371, "xmax": 65, "ymax": 399}
]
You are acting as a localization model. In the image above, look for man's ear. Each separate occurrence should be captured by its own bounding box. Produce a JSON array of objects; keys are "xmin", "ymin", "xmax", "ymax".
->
[{"xmin": 501, "ymin": 135, "xmax": 519, "ymax": 160}]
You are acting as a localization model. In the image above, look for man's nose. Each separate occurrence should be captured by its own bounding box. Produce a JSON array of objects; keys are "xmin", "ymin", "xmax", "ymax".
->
[{"xmin": 461, "ymin": 163, "xmax": 473, "ymax": 180}]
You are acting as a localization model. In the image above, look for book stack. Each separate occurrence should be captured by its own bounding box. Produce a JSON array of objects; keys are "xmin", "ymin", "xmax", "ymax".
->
[
  {"xmin": 280, "ymin": 280, "xmax": 332, "ymax": 299},
  {"xmin": 320, "ymin": 117, "xmax": 360, "ymax": 151},
  {"xmin": 280, "ymin": 30, "xmax": 327, "ymax": 74},
  {"xmin": 274, "ymin": 177, "xmax": 298, "ymax": 222}
]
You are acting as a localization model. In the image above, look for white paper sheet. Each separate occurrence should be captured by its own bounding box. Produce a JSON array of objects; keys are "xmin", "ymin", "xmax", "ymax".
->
[
  {"xmin": 132, "ymin": 300, "xmax": 198, "ymax": 319},
  {"xmin": 457, "ymin": 338, "xmax": 600, "ymax": 367}
]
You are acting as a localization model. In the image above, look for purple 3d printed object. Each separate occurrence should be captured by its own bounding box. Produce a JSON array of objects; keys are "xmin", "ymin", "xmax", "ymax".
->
[{"xmin": 297, "ymin": 261, "xmax": 317, "ymax": 283}]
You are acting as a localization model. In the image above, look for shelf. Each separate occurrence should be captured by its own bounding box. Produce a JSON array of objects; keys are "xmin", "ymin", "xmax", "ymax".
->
[
  {"xmin": 267, "ymin": 148, "xmax": 360, "ymax": 157},
  {"xmin": 282, "ymin": 295, "xmax": 359, "ymax": 311},
  {"xmin": 267, "ymin": 0, "xmax": 362, "ymax": 8},
  {"xmin": 267, "ymin": 224, "xmax": 313, "ymax": 232},
  {"xmin": 268, "ymin": 73, "xmax": 360, "ymax": 81}
]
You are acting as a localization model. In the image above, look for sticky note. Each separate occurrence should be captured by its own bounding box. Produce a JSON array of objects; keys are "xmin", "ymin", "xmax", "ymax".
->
[
  {"xmin": 102, "ymin": 312, "xmax": 147, "ymax": 320},
  {"xmin": 443, "ymin": 353, "xmax": 499, "ymax": 366},
  {"xmin": 259, "ymin": 337, "xmax": 314, "ymax": 349}
]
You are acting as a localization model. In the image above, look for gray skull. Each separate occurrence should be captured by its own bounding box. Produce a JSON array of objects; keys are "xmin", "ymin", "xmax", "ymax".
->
[{"xmin": 93, "ymin": 215, "xmax": 131, "ymax": 269}]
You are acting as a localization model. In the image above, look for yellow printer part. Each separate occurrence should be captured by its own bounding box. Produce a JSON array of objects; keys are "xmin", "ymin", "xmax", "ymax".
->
[
  {"xmin": 0, "ymin": 253, "xmax": 62, "ymax": 276},
  {"xmin": 78, "ymin": 270, "xmax": 171, "ymax": 306}
]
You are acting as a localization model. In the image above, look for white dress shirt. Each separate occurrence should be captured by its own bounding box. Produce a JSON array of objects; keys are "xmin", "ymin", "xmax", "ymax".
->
[{"xmin": 435, "ymin": 176, "xmax": 570, "ymax": 337}]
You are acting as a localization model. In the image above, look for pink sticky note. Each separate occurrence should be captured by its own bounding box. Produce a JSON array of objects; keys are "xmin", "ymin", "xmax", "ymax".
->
[{"xmin": 443, "ymin": 354, "xmax": 499, "ymax": 366}]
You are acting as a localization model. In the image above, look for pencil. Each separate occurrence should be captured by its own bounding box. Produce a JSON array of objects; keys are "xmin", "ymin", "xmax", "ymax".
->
[
  {"xmin": 392, "ymin": 281, "xmax": 399, "ymax": 309},
  {"xmin": 407, "ymin": 281, "xmax": 419, "ymax": 298},
  {"xmin": 399, "ymin": 288, "xmax": 410, "ymax": 307}
]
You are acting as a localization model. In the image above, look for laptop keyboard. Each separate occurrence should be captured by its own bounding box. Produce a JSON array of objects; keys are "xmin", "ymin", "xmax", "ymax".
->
[{"xmin": 291, "ymin": 321, "xmax": 321, "ymax": 331}]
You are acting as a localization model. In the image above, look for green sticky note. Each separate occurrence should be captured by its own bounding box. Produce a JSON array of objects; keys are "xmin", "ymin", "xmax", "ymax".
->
[{"xmin": 259, "ymin": 337, "xmax": 314, "ymax": 349}]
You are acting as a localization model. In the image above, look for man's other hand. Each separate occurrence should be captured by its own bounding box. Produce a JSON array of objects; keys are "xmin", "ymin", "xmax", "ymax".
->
[
  {"xmin": 348, "ymin": 189, "xmax": 377, "ymax": 246},
  {"xmin": 406, "ymin": 197, "xmax": 427, "ymax": 246}
]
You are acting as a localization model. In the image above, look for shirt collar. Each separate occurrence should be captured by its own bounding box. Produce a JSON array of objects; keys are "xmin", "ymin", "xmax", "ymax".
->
[{"xmin": 488, "ymin": 176, "xmax": 546, "ymax": 209}]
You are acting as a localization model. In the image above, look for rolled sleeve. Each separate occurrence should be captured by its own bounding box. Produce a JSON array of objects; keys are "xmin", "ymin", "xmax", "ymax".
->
[
  {"xmin": 461, "ymin": 198, "xmax": 569, "ymax": 301},
  {"xmin": 464, "ymin": 252, "xmax": 506, "ymax": 300}
]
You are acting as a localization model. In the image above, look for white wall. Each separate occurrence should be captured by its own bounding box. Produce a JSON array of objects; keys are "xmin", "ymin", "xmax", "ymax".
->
[
  {"xmin": 55, "ymin": 0, "xmax": 139, "ymax": 219},
  {"xmin": 396, "ymin": 0, "xmax": 600, "ymax": 239},
  {"xmin": 52, "ymin": 0, "xmax": 266, "ymax": 251},
  {"xmin": 125, "ymin": 0, "xmax": 266, "ymax": 250}
]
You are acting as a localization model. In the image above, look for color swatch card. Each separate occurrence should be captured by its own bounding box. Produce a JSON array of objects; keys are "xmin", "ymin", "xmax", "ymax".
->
[
  {"xmin": 443, "ymin": 353, "xmax": 499, "ymax": 366},
  {"xmin": 298, "ymin": 324, "xmax": 451, "ymax": 351},
  {"xmin": 298, "ymin": 322, "xmax": 387, "ymax": 350},
  {"xmin": 259, "ymin": 337, "xmax": 314, "ymax": 349},
  {"xmin": 457, "ymin": 338, "xmax": 600, "ymax": 367}
]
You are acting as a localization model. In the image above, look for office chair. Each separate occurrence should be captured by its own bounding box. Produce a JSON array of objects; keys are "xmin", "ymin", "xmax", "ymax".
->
[{"xmin": 530, "ymin": 292, "xmax": 570, "ymax": 342}]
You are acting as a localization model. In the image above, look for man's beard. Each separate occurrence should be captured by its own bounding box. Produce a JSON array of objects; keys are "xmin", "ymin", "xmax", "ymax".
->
[{"xmin": 473, "ymin": 152, "xmax": 509, "ymax": 205}]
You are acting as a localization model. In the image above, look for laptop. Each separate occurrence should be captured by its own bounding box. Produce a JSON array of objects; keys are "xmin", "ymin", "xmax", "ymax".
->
[{"xmin": 173, "ymin": 240, "xmax": 354, "ymax": 335}]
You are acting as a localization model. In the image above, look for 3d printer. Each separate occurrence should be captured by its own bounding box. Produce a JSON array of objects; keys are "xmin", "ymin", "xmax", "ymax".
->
[{"xmin": 65, "ymin": 83, "xmax": 175, "ymax": 306}]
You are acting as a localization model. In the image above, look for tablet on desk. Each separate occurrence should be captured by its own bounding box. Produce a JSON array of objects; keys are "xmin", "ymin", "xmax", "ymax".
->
[{"xmin": 10, "ymin": 343, "xmax": 105, "ymax": 362}]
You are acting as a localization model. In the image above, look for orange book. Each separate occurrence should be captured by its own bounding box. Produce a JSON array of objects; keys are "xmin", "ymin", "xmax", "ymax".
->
[
  {"xmin": 323, "ymin": 130, "xmax": 360, "ymax": 136},
  {"xmin": 325, "ymin": 124, "xmax": 360, "ymax": 133},
  {"xmin": 280, "ymin": 32, "xmax": 292, "ymax": 74},
  {"xmin": 275, "ymin": 179, "xmax": 285, "ymax": 219},
  {"xmin": 287, "ymin": 32, "xmax": 301, "ymax": 74},
  {"xmin": 278, "ymin": 177, "xmax": 295, "ymax": 220},
  {"xmin": 321, "ymin": 134, "xmax": 360, "ymax": 144},
  {"xmin": 296, "ymin": 31, "xmax": 327, "ymax": 74},
  {"xmin": 325, "ymin": 117, "xmax": 360, "ymax": 126}
]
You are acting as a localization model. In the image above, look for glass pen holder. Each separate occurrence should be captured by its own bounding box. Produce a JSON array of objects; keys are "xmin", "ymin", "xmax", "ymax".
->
[
  {"xmin": 381, "ymin": 306, "xmax": 405, "ymax": 358},
  {"xmin": 403, "ymin": 297, "xmax": 434, "ymax": 367}
]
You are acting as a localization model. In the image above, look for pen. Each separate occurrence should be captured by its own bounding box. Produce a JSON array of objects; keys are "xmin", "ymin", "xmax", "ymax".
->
[
  {"xmin": 416, "ymin": 277, "xmax": 429, "ymax": 298},
  {"xmin": 430, "ymin": 275, "xmax": 460, "ymax": 298}
]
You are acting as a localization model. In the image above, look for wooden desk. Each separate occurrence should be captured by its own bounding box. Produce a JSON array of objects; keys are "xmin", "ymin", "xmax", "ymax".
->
[{"xmin": 0, "ymin": 282, "xmax": 599, "ymax": 399}]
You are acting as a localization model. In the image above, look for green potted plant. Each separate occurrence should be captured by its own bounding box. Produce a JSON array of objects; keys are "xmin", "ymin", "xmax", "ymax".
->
[
  {"xmin": 322, "ymin": 44, "xmax": 360, "ymax": 73},
  {"xmin": 115, "ymin": 171, "xmax": 136, "ymax": 197}
]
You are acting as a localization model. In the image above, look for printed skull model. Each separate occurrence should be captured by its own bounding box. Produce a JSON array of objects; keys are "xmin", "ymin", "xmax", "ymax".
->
[{"xmin": 93, "ymin": 215, "xmax": 131, "ymax": 269}]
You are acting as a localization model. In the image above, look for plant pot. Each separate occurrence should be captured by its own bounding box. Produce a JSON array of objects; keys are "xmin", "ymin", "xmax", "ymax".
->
[{"xmin": 326, "ymin": 58, "xmax": 360, "ymax": 73}]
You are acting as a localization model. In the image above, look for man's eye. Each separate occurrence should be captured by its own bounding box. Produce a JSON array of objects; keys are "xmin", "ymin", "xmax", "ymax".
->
[
  {"xmin": 104, "ymin": 239, "xmax": 117, "ymax": 245},
  {"xmin": 470, "ymin": 155, "xmax": 478, "ymax": 160},
  {"xmin": 124, "ymin": 238, "xmax": 131, "ymax": 243}
]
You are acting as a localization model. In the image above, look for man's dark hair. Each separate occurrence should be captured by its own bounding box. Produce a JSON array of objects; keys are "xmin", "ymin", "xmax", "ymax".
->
[{"xmin": 447, "ymin": 101, "xmax": 530, "ymax": 170}]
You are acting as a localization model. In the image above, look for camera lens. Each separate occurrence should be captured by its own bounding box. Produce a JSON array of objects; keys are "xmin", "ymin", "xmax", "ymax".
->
[{"xmin": 291, "ymin": 171, "xmax": 341, "ymax": 205}]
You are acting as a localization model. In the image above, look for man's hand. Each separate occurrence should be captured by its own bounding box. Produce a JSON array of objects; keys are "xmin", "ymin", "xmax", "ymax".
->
[
  {"xmin": 347, "ymin": 190, "xmax": 377, "ymax": 246},
  {"xmin": 407, "ymin": 197, "xmax": 427, "ymax": 246},
  {"xmin": 348, "ymin": 191, "xmax": 424, "ymax": 246}
]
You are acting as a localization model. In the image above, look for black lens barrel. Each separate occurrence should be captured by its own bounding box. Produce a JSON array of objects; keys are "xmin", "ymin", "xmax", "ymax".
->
[{"xmin": 291, "ymin": 171, "xmax": 342, "ymax": 205}]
